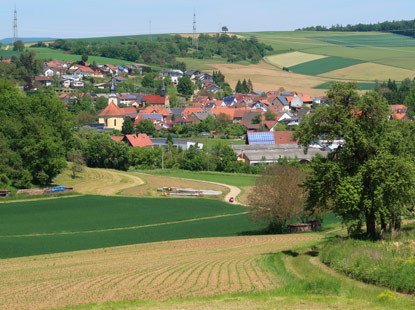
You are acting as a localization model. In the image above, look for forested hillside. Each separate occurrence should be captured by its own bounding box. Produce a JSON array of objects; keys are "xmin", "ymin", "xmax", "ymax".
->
[{"xmin": 47, "ymin": 34, "xmax": 273, "ymax": 68}]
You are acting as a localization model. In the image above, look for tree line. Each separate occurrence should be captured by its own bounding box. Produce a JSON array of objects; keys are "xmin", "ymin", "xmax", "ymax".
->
[
  {"xmin": 298, "ymin": 19, "xmax": 415, "ymax": 38},
  {"xmin": 46, "ymin": 34, "xmax": 273, "ymax": 68}
]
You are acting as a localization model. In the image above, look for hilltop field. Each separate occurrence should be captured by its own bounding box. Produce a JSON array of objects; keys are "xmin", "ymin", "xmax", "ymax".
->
[{"xmin": 3, "ymin": 31, "xmax": 414, "ymax": 95}]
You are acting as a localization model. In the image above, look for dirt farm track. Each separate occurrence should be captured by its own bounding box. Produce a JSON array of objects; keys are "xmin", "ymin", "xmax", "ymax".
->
[{"xmin": 0, "ymin": 234, "xmax": 321, "ymax": 310}]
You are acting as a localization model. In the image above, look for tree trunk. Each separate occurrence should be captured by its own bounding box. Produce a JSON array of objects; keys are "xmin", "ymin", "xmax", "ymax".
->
[
  {"xmin": 380, "ymin": 217, "xmax": 387, "ymax": 240},
  {"xmin": 366, "ymin": 212, "xmax": 377, "ymax": 239}
]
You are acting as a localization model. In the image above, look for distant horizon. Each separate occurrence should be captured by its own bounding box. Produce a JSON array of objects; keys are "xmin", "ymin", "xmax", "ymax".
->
[{"xmin": 0, "ymin": 0, "xmax": 414, "ymax": 40}]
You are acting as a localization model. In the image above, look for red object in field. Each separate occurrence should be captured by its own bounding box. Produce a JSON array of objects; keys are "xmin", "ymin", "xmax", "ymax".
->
[{"xmin": 229, "ymin": 197, "xmax": 234, "ymax": 203}]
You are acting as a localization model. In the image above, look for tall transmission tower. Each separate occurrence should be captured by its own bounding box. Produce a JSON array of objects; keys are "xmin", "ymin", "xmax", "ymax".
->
[
  {"xmin": 13, "ymin": 6, "xmax": 18, "ymax": 44},
  {"xmin": 149, "ymin": 20, "xmax": 152, "ymax": 42},
  {"xmin": 192, "ymin": 11, "xmax": 198, "ymax": 51}
]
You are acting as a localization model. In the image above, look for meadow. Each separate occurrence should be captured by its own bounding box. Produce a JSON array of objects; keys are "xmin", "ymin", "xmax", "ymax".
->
[
  {"xmin": 0, "ymin": 195, "xmax": 260, "ymax": 258},
  {"xmin": 27, "ymin": 47, "xmax": 135, "ymax": 65},
  {"xmin": 134, "ymin": 169, "xmax": 257, "ymax": 188},
  {"xmin": 288, "ymin": 56, "xmax": 365, "ymax": 75}
]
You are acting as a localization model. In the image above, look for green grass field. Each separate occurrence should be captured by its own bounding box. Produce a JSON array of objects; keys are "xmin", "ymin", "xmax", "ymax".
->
[
  {"xmin": 314, "ymin": 81, "xmax": 376, "ymax": 90},
  {"xmin": 28, "ymin": 47, "xmax": 135, "ymax": 65},
  {"xmin": 289, "ymin": 56, "xmax": 365, "ymax": 75},
  {"xmin": 313, "ymin": 34, "xmax": 415, "ymax": 47},
  {"xmin": 134, "ymin": 169, "xmax": 257, "ymax": 187},
  {"xmin": 0, "ymin": 195, "xmax": 262, "ymax": 258},
  {"xmin": 0, "ymin": 49, "xmax": 20, "ymax": 59}
]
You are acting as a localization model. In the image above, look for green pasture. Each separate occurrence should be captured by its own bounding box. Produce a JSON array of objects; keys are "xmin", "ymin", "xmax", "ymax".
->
[
  {"xmin": 313, "ymin": 34, "xmax": 415, "ymax": 47},
  {"xmin": 0, "ymin": 195, "xmax": 262, "ymax": 258},
  {"xmin": 289, "ymin": 56, "xmax": 365, "ymax": 75},
  {"xmin": 135, "ymin": 169, "xmax": 257, "ymax": 187},
  {"xmin": 193, "ymin": 137, "xmax": 246, "ymax": 150},
  {"xmin": 314, "ymin": 82, "xmax": 376, "ymax": 90},
  {"xmin": 28, "ymin": 47, "xmax": 135, "ymax": 65},
  {"xmin": 0, "ymin": 50, "xmax": 20, "ymax": 59}
]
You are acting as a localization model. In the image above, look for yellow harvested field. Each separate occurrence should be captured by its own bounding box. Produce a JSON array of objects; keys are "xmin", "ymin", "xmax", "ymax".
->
[
  {"xmin": 265, "ymin": 52, "xmax": 327, "ymax": 68},
  {"xmin": 320, "ymin": 62, "xmax": 415, "ymax": 81},
  {"xmin": 54, "ymin": 167, "xmax": 144, "ymax": 195},
  {"xmin": 209, "ymin": 62, "xmax": 328, "ymax": 96},
  {"xmin": 0, "ymin": 234, "xmax": 321, "ymax": 310}
]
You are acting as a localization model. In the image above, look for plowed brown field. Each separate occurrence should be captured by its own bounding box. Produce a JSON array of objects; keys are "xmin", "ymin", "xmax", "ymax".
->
[{"xmin": 0, "ymin": 234, "xmax": 322, "ymax": 310}]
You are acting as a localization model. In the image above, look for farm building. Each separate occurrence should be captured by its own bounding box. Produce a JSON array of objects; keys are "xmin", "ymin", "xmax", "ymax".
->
[
  {"xmin": 150, "ymin": 138, "xmax": 203, "ymax": 150},
  {"xmin": 232, "ymin": 144, "xmax": 328, "ymax": 165},
  {"xmin": 246, "ymin": 131, "xmax": 298, "ymax": 145}
]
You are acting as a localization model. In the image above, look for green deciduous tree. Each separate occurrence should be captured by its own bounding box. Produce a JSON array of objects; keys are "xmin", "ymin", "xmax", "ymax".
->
[
  {"xmin": 294, "ymin": 82, "xmax": 415, "ymax": 239},
  {"xmin": 248, "ymin": 165, "xmax": 309, "ymax": 233},
  {"xmin": 122, "ymin": 117, "xmax": 135, "ymax": 135},
  {"xmin": 95, "ymin": 96, "xmax": 108, "ymax": 111},
  {"xmin": 0, "ymin": 80, "xmax": 74, "ymax": 186},
  {"xmin": 13, "ymin": 40, "xmax": 24, "ymax": 52},
  {"xmin": 83, "ymin": 133, "xmax": 130, "ymax": 171},
  {"xmin": 135, "ymin": 119, "xmax": 156, "ymax": 136},
  {"xmin": 177, "ymin": 76, "xmax": 194, "ymax": 95}
]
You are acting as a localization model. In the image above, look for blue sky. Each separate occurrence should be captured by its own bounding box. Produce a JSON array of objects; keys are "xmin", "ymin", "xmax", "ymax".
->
[{"xmin": 0, "ymin": 0, "xmax": 414, "ymax": 39}]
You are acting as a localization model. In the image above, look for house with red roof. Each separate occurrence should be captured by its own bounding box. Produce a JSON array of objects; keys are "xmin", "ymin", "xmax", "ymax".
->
[
  {"xmin": 211, "ymin": 107, "xmax": 235, "ymax": 121},
  {"xmin": 140, "ymin": 106, "xmax": 170, "ymax": 117},
  {"xmin": 110, "ymin": 136, "xmax": 124, "ymax": 142},
  {"xmin": 98, "ymin": 102, "xmax": 125, "ymax": 131},
  {"xmin": 73, "ymin": 65, "xmax": 94, "ymax": 77},
  {"xmin": 142, "ymin": 94, "xmax": 169, "ymax": 107},
  {"xmin": 123, "ymin": 134, "xmax": 153, "ymax": 147},
  {"xmin": 182, "ymin": 107, "xmax": 203, "ymax": 117},
  {"xmin": 390, "ymin": 104, "xmax": 408, "ymax": 120}
]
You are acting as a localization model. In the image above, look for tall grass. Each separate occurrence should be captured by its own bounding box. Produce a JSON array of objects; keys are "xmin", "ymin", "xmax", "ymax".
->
[{"xmin": 320, "ymin": 230, "xmax": 415, "ymax": 293}]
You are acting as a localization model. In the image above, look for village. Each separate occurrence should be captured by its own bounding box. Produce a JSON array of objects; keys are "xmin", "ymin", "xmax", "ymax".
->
[{"xmin": 13, "ymin": 57, "xmax": 404, "ymax": 166}]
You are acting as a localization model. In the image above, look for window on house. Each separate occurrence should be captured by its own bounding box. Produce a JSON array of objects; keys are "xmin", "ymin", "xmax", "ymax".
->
[
  {"xmin": 114, "ymin": 119, "xmax": 117, "ymax": 126},
  {"xmin": 105, "ymin": 119, "xmax": 108, "ymax": 127}
]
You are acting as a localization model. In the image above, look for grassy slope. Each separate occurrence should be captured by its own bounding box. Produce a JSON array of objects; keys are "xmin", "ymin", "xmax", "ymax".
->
[
  {"xmin": 28, "ymin": 47, "xmax": 135, "ymax": 65},
  {"xmin": 133, "ymin": 169, "xmax": 257, "ymax": 188}
]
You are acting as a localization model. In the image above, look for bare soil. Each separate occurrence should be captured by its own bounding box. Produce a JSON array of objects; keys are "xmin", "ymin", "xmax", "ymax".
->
[{"xmin": 0, "ymin": 234, "xmax": 322, "ymax": 310}]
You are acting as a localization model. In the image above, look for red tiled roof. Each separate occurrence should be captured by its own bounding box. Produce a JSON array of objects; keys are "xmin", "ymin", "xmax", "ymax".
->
[
  {"xmin": 142, "ymin": 95, "xmax": 166, "ymax": 105},
  {"xmin": 140, "ymin": 106, "xmax": 169, "ymax": 117},
  {"xmin": 263, "ymin": 121, "xmax": 278, "ymax": 130},
  {"xmin": 182, "ymin": 107, "xmax": 203, "ymax": 117},
  {"xmin": 99, "ymin": 103, "xmax": 125, "ymax": 117},
  {"xmin": 211, "ymin": 107, "xmax": 235, "ymax": 120},
  {"xmin": 110, "ymin": 136, "xmax": 124, "ymax": 142},
  {"xmin": 273, "ymin": 131, "xmax": 298, "ymax": 144},
  {"xmin": 298, "ymin": 94, "xmax": 313, "ymax": 103},
  {"xmin": 124, "ymin": 134, "xmax": 153, "ymax": 147},
  {"xmin": 0, "ymin": 59, "xmax": 12, "ymax": 63},
  {"xmin": 121, "ymin": 107, "xmax": 137, "ymax": 113},
  {"xmin": 76, "ymin": 65, "xmax": 94, "ymax": 73},
  {"xmin": 106, "ymin": 64, "xmax": 118, "ymax": 71},
  {"xmin": 35, "ymin": 76, "xmax": 52, "ymax": 81},
  {"xmin": 285, "ymin": 96, "xmax": 294, "ymax": 103}
]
